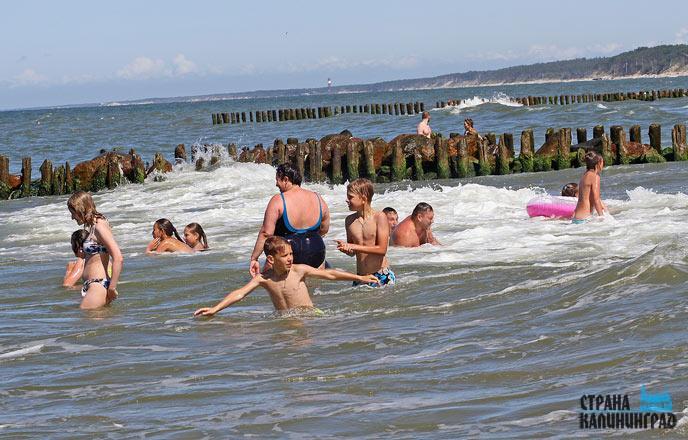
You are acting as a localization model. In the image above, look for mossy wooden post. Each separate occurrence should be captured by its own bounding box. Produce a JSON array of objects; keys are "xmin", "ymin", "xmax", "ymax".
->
[
  {"xmin": 331, "ymin": 143, "xmax": 343, "ymax": 184},
  {"xmin": 519, "ymin": 129, "xmax": 534, "ymax": 172},
  {"xmin": 227, "ymin": 143, "xmax": 238, "ymax": 160},
  {"xmin": 39, "ymin": 159, "xmax": 53, "ymax": 195},
  {"xmin": 64, "ymin": 161, "xmax": 74, "ymax": 193},
  {"xmin": 477, "ymin": 138, "xmax": 491, "ymax": 176},
  {"xmin": 411, "ymin": 146, "xmax": 424, "ymax": 180},
  {"xmin": 256, "ymin": 111, "xmax": 262, "ymax": 123},
  {"xmin": 174, "ymin": 144, "xmax": 187, "ymax": 163},
  {"xmin": 545, "ymin": 128, "xmax": 554, "ymax": 143},
  {"xmin": 0, "ymin": 155, "xmax": 9, "ymax": 188},
  {"xmin": 629, "ymin": 125, "xmax": 641, "ymax": 143},
  {"xmin": 391, "ymin": 138, "xmax": 406, "ymax": 181},
  {"xmin": 617, "ymin": 128, "xmax": 630, "ymax": 165},
  {"xmin": 593, "ymin": 125, "xmax": 605, "ymax": 139},
  {"xmin": 296, "ymin": 143, "xmax": 306, "ymax": 180},
  {"xmin": 362, "ymin": 140, "xmax": 376, "ymax": 182},
  {"xmin": 20, "ymin": 157, "xmax": 31, "ymax": 197},
  {"xmin": 609, "ymin": 126, "xmax": 624, "ymax": 165},
  {"xmin": 346, "ymin": 139, "xmax": 360, "ymax": 181},
  {"xmin": 649, "ymin": 123, "xmax": 662, "ymax": 153},
  {"xmin": 672, "ymin": 124, "xmax": 688, "ymax": 161},
  {"xmin": 129, "ymin": 154, "xmax": 145, "ymax": 184},
  {"xmin": 308, "ymin": 140, "xmax": 323, "ymax": 182},
  {"xmin": 275, "ymin": 139, "xmax": 286, "ymax": 165},
  {"xmin": 52, "ymin": 165, "xmax": 65, "ymax": 195},
  {"xmin": 577, "ymin": 128, "xmax": 587, "ymax": 144},
  {"xmin": 106, "ymin": 154, "xmax": 122, "ymax": 189},
  {"xmin": 228, "ymin": 113, "xmax": 234, "ymax": 124},
  {"xmin": 485, "ymin": 133, "xmax": 496, "ymax": 147},
  {"xmin": 496, "ymin": 135, "xmax": 511, "ymax": 175},
  {"xmin": 502, "ymin": 133, "xmax": 514, "ymax": 157},
  {"xmin": 600, "ymin": 134, "xmax": 614, "ymax": 166},
  {"xmin": 435, "ymin": 136, "xmax": 450, "ymax": 179},
  {"xmin": 211, "ymin": 113, "xmax": 218, "ymax": 125}
]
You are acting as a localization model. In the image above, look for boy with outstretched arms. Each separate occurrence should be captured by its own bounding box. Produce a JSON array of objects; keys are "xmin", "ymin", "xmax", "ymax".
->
[
  {"xmin": 336, "ymin": 178, "xmax": 395, "ymax": 287},
  {"xmin": 194, "ymin": 236, "xmax": 378, "ymax": 316}
]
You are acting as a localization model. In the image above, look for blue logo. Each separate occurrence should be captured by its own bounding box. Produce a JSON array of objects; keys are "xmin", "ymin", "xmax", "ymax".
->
[{"xmin": 639, "ymin": 385, "xmax": 672, "ymax": 412}]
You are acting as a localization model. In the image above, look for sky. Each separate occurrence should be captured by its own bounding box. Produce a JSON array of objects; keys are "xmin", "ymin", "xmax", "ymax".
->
[{"xmin": 1, "ymin": 0, "xmax": 688, "ymax": 109}]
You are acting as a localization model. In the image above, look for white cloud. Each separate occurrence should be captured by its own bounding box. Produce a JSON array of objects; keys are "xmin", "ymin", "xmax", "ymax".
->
[
  {"xmin": 173, "ymin": 54, "xmax": 197, "ymax": 76},
  {"xmin": 676, "ymin": 27, "xmax": 688, "ymax": 44},
  {"xmin": 283, "ymin": 55, "xmax": 419, "ymax": 74},
  {"xmin": 13, "ymin": 68, "xmax": 47, "ymax": 86},
  {"xmin": 117, "ymin": 56, "xmax": 167, "ymax": 80},
  {"xmin": 471, "ymin": 43, "xmax": 623, "ymax": 63}
]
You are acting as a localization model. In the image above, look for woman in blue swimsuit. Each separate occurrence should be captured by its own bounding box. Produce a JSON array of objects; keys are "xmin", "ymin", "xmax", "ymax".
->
[{"xmin": 249, "ymin": 164, "xmax": 330, "ymax": 276}]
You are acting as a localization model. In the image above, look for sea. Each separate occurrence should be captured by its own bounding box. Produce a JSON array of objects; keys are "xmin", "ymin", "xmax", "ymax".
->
[{"xmin": 1, "ymin": 77, "xmax": 688, "ymax": 438}]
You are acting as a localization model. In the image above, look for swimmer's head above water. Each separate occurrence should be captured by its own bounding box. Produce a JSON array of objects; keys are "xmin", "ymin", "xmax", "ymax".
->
[
  {"xmin": 346, "ymin": 178, "xmax": 374, "ymax": 211},
  {"xmin": 584, "ymin": 151, "xmax": 604, "ymax": 171},
  {"xmin": 561, "ymin": 183, "xmax": 579, "ymax": 197},
  {"xmin": 382, "ymin": 207, "xmax": 398, "ymax": 228},
  {"xmin": 264, "ymin": 236, "xmax": 293, "ymax": 272},
  {"xmin": 276, "ymin": 163, "xmax": 302, "ymax": 188}
]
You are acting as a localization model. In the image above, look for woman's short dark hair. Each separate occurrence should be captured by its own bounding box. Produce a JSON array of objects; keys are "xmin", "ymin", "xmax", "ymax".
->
[
  {"xmin": 276, "ymin": 163, "xmax": 302, "ymax": 186},
  {"xmin": 584, "ymin": 151, "xmax": 603, "ymax": 170}
]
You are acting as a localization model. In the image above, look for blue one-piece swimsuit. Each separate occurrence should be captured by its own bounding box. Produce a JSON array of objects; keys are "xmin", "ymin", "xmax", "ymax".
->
[{"xmin": 274, "ymin": 192, "xmax": 326, "ymax": 268}]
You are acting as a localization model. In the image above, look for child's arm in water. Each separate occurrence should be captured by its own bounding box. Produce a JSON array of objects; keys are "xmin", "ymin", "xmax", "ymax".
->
[
  {"xmin": 593, "ymin": 174, "xmax": 606, "ymax": 216},
  {"xmin": 63, "ymin": 258, "xmax": 85, "ymax": 287},
  {"xmin": 299, "ymin": 265, "xmax": 380, "ymax": 285},
  {"xmin": 193, "ymin": 276, "xmax": 262, "ymax": 317}
]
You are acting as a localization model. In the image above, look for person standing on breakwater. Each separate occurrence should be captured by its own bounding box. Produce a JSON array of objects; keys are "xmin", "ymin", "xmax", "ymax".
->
[
  {"xmin": 572, "ymin": 152, "xmax": 607, "ymax": 224},
  {"xmin": 67, "ymin": 191, "xmax": 123, "ymax": 309},
  {"xmin": 336, "ymin": 178, "xmax": 394, "ymax": 287},
  {"xmin": 249, "ymin": 163, "xmax": 330, "ymax": 276},
  {"xmin": 417, "ymin": 112, "xmax": 432, "ymax": 138},
  {"xmin": 391, "ymin": 202, "xmax": 440, "ymax": 247},
  {"xmin": 464, "ymin": 118, "xmax": 480, "ymax": 137}
]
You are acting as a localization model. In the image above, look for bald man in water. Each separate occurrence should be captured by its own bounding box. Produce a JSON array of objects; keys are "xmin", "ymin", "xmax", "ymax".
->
[{"xmin": 391, "ymin": 202, "xmax": 440, "ymax": 247}]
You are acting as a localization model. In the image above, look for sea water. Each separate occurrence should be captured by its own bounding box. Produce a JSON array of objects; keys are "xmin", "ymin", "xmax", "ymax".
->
[{"xmin": 1, "ymin": 77, "xmax": 688, "ymax": 438}]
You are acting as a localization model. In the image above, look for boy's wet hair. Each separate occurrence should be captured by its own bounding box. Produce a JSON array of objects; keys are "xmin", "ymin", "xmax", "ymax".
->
[
  {"xmin": 264, "ymin": 236, "xmax": 291, "ymax": 257},
  {"xmin": 382, "ymin": 207, "xmax": 397, "ymax": 215},
  {"xmin": 561, "ymin": 183, "xmax": 578, "ymax": 197},
  {"xmin": 584, "ymin": 151, "xmax": 603, "ymax": 170},
  {"xmin": 347, "ymin": 178, "xmax": 374, "ymax": 203},
  {"xmin": 71, "ymin": 229, "xmax": 89, "ymax": 255},
  {"xmin": 276, "ymin": 163, "xmax": 302, "ymax": 186},
  {"xmin": 412, "ymin": 202, "xmax": 433, "ymax": 217}
]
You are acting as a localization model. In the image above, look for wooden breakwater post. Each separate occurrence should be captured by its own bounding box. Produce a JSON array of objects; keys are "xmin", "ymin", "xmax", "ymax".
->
[
  {"xmin": 649, "ymin": 123, "xmax": 662, "ymax": 153},
  {"xmin": 577, "ymin": 128, "xmax": 587, "ymax": 144},
  {"xmin": 346, "ymin": 139, "xmax": 360, "ymax": 181},
  {"xmin": 39, "ymin": 159, "xmax": 53, "ymax": 196},
  {"xmin": 519, "ymin": 129, "xmax": 534, "ymax": 172},
  {"xmin": 0, "ymin": 155, "xmax": 10, "ymax": 199},
  {"xmin": 21, "ymin": 157, "xmax": 32, "ymax": 198},
  {"xmin": 363, "ymin": 140, "xmax": 376, "ymax": 182},
  {"xmin": 629, "ymin": 125, "xmax": 641, "ymax": 143},
  {"xmin": 672, "ymin": 124, "xmax": 688, "ymax": 161},
  {"xmin": 391, "ymin": 138, "xmax": 406, "ymax": 181},
  {"xmin": 610, "ymin": 126, "xmax": 629, "ymax": 165},
  {"xmin": 435, "ymin": 135, "xmax": 450, "ymax": 179}
]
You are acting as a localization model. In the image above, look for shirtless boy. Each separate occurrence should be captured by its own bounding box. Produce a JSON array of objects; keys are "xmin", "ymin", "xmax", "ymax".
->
[
  {"xmin": 572, "ymin": 151, "xmax": 606, "ymax": 224},
  {"xmin": 194, "ymin": 236, "xmax": 378, "ymax": 316},
  {"xmin": 391, "ymin": 202, "xmax": 440, "ymax": 247},
  {"xmin": 336, "ymin": 178, "xmax": 395, "ymax": 287}
]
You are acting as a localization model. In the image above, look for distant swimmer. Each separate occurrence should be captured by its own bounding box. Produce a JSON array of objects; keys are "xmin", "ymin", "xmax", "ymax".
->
[
  {"xmin": 67, "ymin": 191, "xmax": 123, "ymax": 309},
  {"xmin": 417, "ymin": 111, "xmax": 432, "ymax": 138},
  {"xmin": 336, "ymin": 178, "xmax": 395, "ymax": 287},
  {"xmin": 464, "ymin": 118, "xmax": 480, "ymax": 137},
  {"xmin": 391, "ymin": 202, "xmax": 440, "ymax": 247},
  {"xmin": 249, "ymin": 163, "xmax": 330, "ymax": 276},
  {"xmin": 194, "ymin": 236, "xmax": 378, "ymax": 316},
  {"xmin": 572, "ymin": 152, "xmax": 607, "ymax": 224},
  {"xmin": 146, "ymin": 219, "xmax": 194, "ymax": 253},
  {"xmin": 561, "ymin": 182, "xmax": 579, "ymax": 198},
  {"xmin": 184, "ymin": 222, "xmax": 209, "ymax": 251},
  {"xmin": 382, "ymin": 207, "xmax": 399, "ymax": 232}
]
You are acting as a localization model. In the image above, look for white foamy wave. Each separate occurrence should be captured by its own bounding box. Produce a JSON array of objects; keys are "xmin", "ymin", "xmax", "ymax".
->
[
  {"xmin": 440, "ymin": 93, "xmax": 522, "ymax": 113},
  {"xmin": 0, "ymin": 344, "xmax": 44, "ymax": 360},
  {"xmin": 596, "ymin": 103, "xmax": 608, "ymax": 109}
]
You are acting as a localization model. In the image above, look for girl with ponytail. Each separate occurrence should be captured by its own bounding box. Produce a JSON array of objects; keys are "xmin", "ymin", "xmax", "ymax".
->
[{"xmin": 146, "ymin": 218, "xmax": 193, "ymax": 253}]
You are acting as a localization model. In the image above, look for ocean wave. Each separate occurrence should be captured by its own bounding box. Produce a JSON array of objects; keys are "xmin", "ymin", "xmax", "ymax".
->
[{"xmin": 434, "ymin": 93, "xmax": 523, "ymax": 114}]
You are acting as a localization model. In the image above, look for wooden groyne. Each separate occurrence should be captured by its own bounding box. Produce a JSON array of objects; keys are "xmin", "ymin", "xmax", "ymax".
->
[
  {"xmin": 189, "ymin": 122, "xmax": 687, "ymax": 184},
  {"xmin": 436, "ymin": 88, "xmax": 688, "ymax": 108},
  {"xmin": 211, "ymin": 102, "xmax": 425, "ymax": 125},
  {"xmin": 3, "ymin": 121, "xmax": 685, "ymax": 201},
  {"xmin": 0, "ymin": 149, "xmax": 172, "ymax": 200}
]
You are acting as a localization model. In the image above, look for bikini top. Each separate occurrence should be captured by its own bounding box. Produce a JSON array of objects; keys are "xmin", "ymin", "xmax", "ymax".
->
[
  {"xmin": 274, "ymin": 192, "xmax": 322, "ymax": 236},
  {"xmin": 83, "ymin": 224, "xmax": 107, "ymax": 257}
]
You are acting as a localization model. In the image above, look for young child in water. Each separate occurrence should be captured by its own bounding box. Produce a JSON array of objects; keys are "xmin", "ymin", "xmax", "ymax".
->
[
  {"xmin": 572, "ymin": 152, "xmax": 607, "ymax": 224},
  {"xmin": 561, "ymin": 183, "xmax": 579, "ymax": 198},
  {"xmin": 184, "ymin": 222, "xmax": 208, "ymax": 251},
  {"xmin": 194, "ymin": 236, "xmax": 378, "ymax": 316},
  {"xmin": 336, "ymin": 178, "xmax": 395, "ymax": 287},
  {"xmin": 146, "ymin": 219, "xmax": 193, "ymax": 253}
]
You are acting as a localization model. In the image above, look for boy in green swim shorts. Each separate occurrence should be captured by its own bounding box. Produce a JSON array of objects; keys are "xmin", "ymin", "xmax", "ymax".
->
[{"xmin": 194, "ymin": 236, "xmax": 378, "ymax": 317}]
